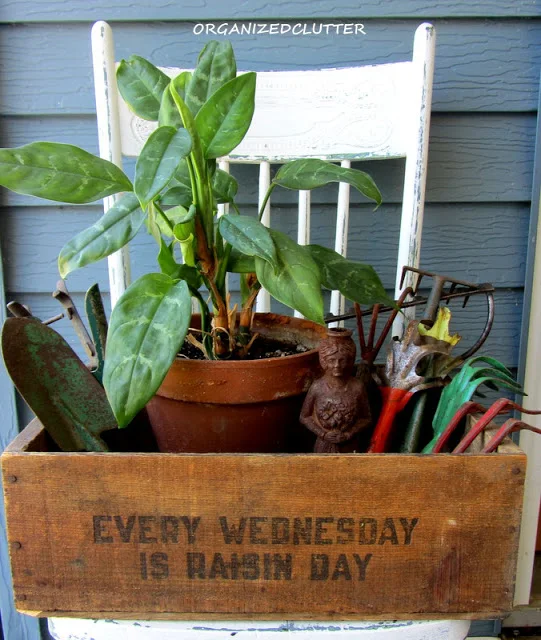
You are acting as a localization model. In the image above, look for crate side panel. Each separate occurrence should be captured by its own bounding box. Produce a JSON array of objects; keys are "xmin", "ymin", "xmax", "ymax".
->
[{"xmin": 2, "ymin": 452, "xmax": 525, "ymax": 618}]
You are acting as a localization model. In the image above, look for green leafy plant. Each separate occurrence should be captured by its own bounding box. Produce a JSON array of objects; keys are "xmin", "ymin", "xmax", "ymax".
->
[{"xmin": 0, "ymin": 41, "xmax": 391, "ymax": 427}]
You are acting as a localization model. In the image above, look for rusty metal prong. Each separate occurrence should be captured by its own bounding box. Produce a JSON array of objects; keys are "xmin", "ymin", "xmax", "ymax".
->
[
  {"xmin": 43, "ymin": 313, "xmax": 65, "ymax": 325},
  {"xmin": 432, "ymin": 401, "xmax": 487, "ymax": 453},
  {"xmin": 367, "ymin": 304, "xmax": 380, "ymax": 351},
  {"xmin": 372, "ymin": 287, "xmax": 413, "ymax": 362},
  {"xmin": 400, "ymin": 266, "xmax": 423, "ymax": 294},
  {"xmin": 7, "ymin": 301, "xmax": 33, "ymax": 318},
  {"xmin": 354, "ymin": 303, "xmax": 367, "ymax": 353},
  {"xmin": 482, "ymin": 419, "xmax": 541, "ymax": 453},
  {"xmin": 399, "ymin": 266, "xmax": 409, "ymax": 290},
  {"xmin": 458, "ymin": 290, "xmax": 495, "ymax": 362},
  {"xmin": 53, "ymin": 280, "xmax": 97, "ymax": 361},
  {"xmin": 453, "ymin": 396, "xmax": 517, "ymax": 453}
]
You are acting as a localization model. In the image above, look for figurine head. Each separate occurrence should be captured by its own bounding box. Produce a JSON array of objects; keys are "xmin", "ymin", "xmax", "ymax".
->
[{"xmin": 319, "ymin": 328, "xmax": 356, "ymax": 378}]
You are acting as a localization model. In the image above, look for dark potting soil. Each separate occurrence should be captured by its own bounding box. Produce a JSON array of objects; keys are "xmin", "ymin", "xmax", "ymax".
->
[{"xmin": 178, "ymin": 333, "xmax": 310, "ymax": 360}]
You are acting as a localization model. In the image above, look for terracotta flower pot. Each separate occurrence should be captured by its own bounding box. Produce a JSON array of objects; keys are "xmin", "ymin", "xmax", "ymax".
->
[{"xmin": 146, "ymin": 313, "xmax": 326, "ymax": 453}]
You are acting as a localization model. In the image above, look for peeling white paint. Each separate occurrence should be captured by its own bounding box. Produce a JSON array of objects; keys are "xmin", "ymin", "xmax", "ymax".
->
[{"xmin": 49, "ymin": 618, "xmax": 471, "ymax": 640}]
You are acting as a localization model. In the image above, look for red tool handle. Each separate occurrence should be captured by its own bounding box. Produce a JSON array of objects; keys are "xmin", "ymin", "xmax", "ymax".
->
[{"xmin": 368, "ymin": 387, "xmax": 413, "ymax": 453}]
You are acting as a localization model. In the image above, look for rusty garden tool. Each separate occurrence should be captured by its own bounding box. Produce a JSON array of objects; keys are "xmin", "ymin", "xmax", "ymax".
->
[
  {"xmin": 400, "ymin": 267, "xmax": 495, "ymax": 452},
  {"xmin": 354, "ymin": 287, "xmax": 413, "ymax": 367},
  {"xmin": 401, "ymin": 267, "xmax": 495, "ymax": 362},
  {"xmin": 85, "ymin": 283, "xmax": 108, "ymax": 383},
  {"xmin": 482, "ymin": 419, "xmax": 541, "ymax": 453},
  {"xmin": 448, "ymin": 398, "xmax": 541, "ymax": 454},
  {"xmin": 53, "ymin": 279, "xmax": 97, "ymax": 369},
  {"xmin": 367, "ymin": 320, "xmax": 453, "ymax": 453},
  {"xmin": 1, "ymin": 317, "xmax": 116, "ymax": 451}
]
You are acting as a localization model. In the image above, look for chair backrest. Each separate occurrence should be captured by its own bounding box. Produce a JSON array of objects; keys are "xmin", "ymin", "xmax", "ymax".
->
[{"xmin": 91, "ymin": 21, "xmax": 436, "ymax": 329}]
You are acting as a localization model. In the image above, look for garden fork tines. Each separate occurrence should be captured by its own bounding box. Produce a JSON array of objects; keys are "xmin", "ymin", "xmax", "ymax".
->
[{"xmin": 401, "ymin": 266, "xmax": 495, "ymax": 361}]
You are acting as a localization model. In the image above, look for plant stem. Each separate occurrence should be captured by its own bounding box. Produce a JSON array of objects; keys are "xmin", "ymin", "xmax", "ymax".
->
[
  {"xmin": 258, "ymin": 183, "xmax": 276, "ymax": 222},
  {"xmin": 153, "ymin": 202, "xmax": 175, "ymax": 234},
  {"xmin": 190, "ymin": 287, "xmax": 215, "ymax": 360}
]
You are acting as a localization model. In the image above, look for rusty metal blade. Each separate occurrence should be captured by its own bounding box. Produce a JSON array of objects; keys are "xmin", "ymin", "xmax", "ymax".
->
[{"xmin": 1, "ymin": 317, "xmax": 116, "ymax": 451}]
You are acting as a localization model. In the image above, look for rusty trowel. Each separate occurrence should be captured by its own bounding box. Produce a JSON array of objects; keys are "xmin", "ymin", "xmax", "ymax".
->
[{"xmin": 2, "ymin": 317, "xmax": 117, "ymax": 451}]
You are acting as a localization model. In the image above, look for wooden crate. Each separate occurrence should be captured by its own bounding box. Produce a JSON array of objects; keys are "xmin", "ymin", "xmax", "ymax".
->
[{"xmin": 2, "ymin": 418, "xmax": 526, "ymax": 621}]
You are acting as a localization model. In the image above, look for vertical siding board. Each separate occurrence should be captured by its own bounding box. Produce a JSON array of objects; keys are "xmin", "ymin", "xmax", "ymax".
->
[{"xmin": 0, "ymin": 249, "xmax": 41, "ymax": 639}]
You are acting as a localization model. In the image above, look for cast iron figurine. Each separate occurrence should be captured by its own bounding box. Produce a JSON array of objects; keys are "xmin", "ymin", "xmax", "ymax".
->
[{"xmin": 300, "ymin": 327, "xmax": 372, "ymax": 453}]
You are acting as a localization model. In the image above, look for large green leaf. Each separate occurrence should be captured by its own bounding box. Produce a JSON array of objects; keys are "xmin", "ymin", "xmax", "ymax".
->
[
  {"xmin": 307, "ymin": 244, "xmax": 392, "ymax": 306},
  {"xmin": 170, "ymin": 84, "xmax": 206, "ymax": 176},
  {"xmin": 160, "ymin": 186, "xmax": 192, "ymax": 208},
  {"xmin": 117, "ymin": 56, "xmax": 170, "ymax": 121},
  {"xmin": 213, "ymin": 169, "xmax": 238, "ymax": 204},
  {"xmin": 273, "ymin": 159, "xmax": 382, "ymax": 206},
  {"xmin": 185, "ymin": 41, "xmax": 237, "ymax": 116},
  {"xmin": 255, "ymin": 229, "xmax": 323, "ymax": 323},
  {"xmin": 103, "ymin": 274, "xmax": 191, "ymax": 427},
  {"xmin": 159, "ymin": 72, "xmax": 191, "ymax": 128},
  {"xmin": 134, "ymin": 126, "xmax": 192, "ymax": 209},
  {"xmin": 58, "ymin": 193, "xmax": 145, "ymax": 278},
  {"xmin": 227, "ymin": 248, "xmax": 256, "ymax": 273},
  {"xmin": 195, "ymin": 73, "xmax": 256, "ymax": 159},
  {"xmin": 219, "ymin": 215, "xmax": 277, "ymax": 267},
  {"xmin": 160, "ymin": 159, "xmax": 193, "ymax": 206},
  {"xmin": 0, "ymin": 142, "xmax": 132, "ymax": 204}
]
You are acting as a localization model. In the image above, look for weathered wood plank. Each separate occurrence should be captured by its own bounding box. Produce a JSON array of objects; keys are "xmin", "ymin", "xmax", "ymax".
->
[
  {"xmin": 0, "ymin": 203, "xmax": 529, "ymax": 293},
  {"xmin": 1, "ymin": 113, "xmax": 535, "ymax": 205},
  {"xmin": 1, "ymin": 0, "xmax": 539, "ymax": 21},
  {"xmin": 0, "ymin": 228, "xmax": 41, "ymax": 640},
  {"xmin": 1, "ymin": 21, "xmax": 540, "ymax": 114},
  {"xmin": 2, "ymin": 435, "xmax": 525, "ymax": 618}
]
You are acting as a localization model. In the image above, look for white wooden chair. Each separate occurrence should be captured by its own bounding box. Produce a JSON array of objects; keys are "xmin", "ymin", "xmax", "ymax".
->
[{"xmin": 91, "ymin": 21, "xmax": 436, "ymax": 333}]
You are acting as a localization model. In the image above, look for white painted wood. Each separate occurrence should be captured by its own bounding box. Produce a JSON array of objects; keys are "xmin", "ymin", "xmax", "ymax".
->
[
  {"xmin": 256, "ymin": 161, "xmax": 272, "ymax": 313},
  {"xmin": 49, "ymin": 618, "xmax": 471, "ymax": 640},
  {"xmin": 330, "ymin": 159, "xmax": 352, "ymax": 326},
  {"xmin": 119, "ymin": 64, "xmax": 413, "ymax": 162},
  {"xmin": 294, "ymin": 190, "xmax": 311, "ymax": 318},
  {"xmin": 514, "ymin": 184, "xmax": 541, "ymax": 605},
  {"xmin": 393, "ymin": 22, "xmax": 436, "ymax": 336},
  {"xmin": 217, "ymin": 160, "xmax": 230, "ymax": 219},
  {"xmin": 91, "ymin": 20, "xmax": 131, "ymax": 308}
]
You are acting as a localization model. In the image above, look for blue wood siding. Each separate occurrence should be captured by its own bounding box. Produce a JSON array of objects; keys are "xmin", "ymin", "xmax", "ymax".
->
[{"xmin": 0, "ymin": 5, "xmax": 539, "ymax": 636}]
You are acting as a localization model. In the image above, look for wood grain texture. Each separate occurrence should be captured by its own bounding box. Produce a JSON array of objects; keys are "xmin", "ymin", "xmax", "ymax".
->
[
  {"xmin": 1, "ymin": 0, "xmax": 539, "ymax": 22},
  {"xmin": 1, "ymin": 21, "xmax": 540, "ymax": 114},
  {"xmin": 0, "ymin": 114, "xmax": 535, "ymax": 205},
  {"xmin": 1, "ymin": 422, "xmax": 526, "ymax": 619}
]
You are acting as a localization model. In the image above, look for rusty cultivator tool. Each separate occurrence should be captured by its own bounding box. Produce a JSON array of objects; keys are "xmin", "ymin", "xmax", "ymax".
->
[
  {"xmin": 430, "ymin": 398, "xmax": 541, "ymax": 454},
  {"xmin": 348, "ymin": 267, "xmax": 495, "ymax": 453}
]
